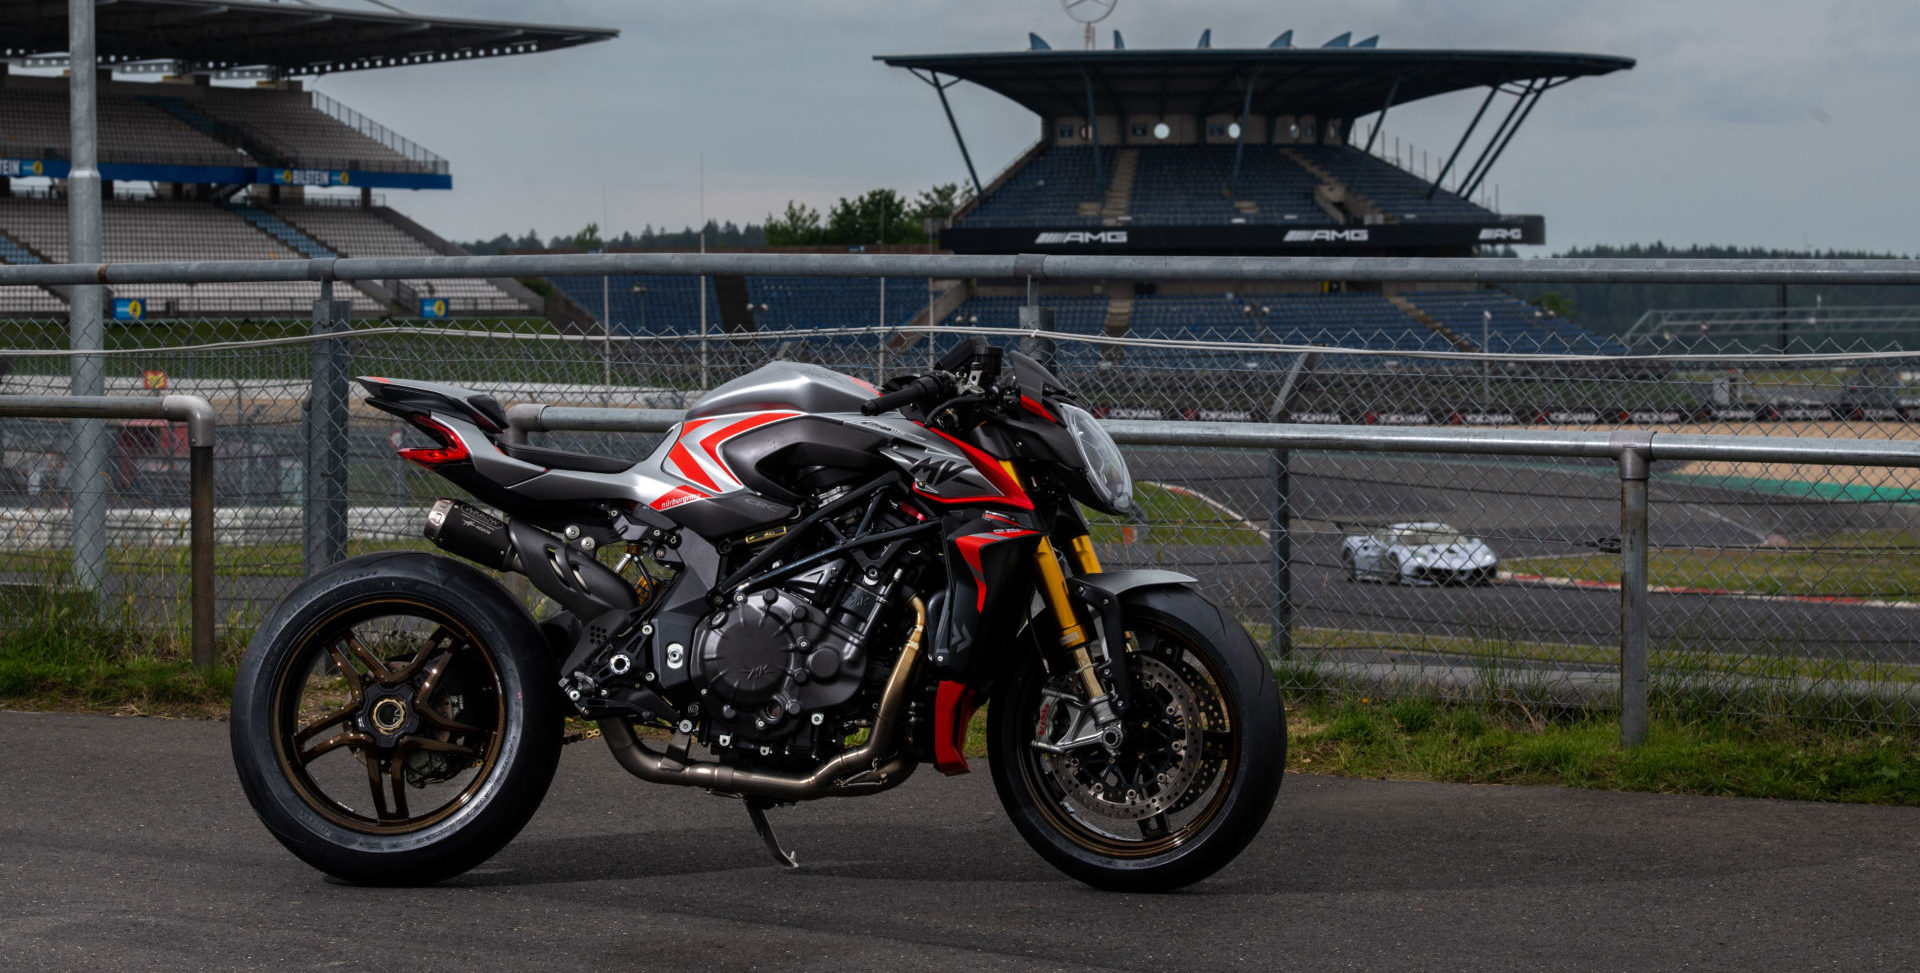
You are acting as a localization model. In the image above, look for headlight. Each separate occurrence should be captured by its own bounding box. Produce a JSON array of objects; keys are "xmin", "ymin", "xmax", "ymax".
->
[{"xmin": 1059, "ymin": 403, "xmax": 1132, "ymax": 514}]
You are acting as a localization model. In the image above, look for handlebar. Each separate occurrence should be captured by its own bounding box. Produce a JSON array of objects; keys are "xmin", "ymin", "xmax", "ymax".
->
[{"xmin": 859, "ymin": 374, "xmax": 955, "ymax": 416}]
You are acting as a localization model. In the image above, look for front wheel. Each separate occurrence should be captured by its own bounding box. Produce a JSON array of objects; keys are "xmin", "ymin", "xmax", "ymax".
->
[
  {"xmin": 230, "ymin": 552, "xmax": 562, "ymax": 885},
  {"xmin": 987, "ymin": 587, "xmax": 1285, "ymax": 891}
]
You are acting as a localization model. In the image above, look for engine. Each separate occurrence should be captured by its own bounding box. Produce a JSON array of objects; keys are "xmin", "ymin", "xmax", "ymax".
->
[{"xmin": 688, "ymin": 556, "xmax": 908, "ymax": 753}]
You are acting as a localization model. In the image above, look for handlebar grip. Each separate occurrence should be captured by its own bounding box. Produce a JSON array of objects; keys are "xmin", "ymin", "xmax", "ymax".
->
[
  {"xmin": 860, "ymin": 374, "xmax": 949, "ymax": 415},
  {"xmin": 861, "ymin": 381, "xmax": 930, "ymax": 415}
]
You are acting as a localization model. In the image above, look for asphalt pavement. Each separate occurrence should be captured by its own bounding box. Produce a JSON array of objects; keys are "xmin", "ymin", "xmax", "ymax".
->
[{"xmin": 3, "ymin": 710, "xmax": 1917, "ymax": 972}]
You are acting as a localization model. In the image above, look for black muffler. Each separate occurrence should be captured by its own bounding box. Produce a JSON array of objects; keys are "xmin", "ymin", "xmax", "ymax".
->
[{"xmin": 424, "ymin": 498, "xmax": 636, "ymax": 618}]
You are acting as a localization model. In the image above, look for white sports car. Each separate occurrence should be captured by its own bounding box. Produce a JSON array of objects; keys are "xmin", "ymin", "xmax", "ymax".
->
[{"xmin": 1340, "ymin": 522, "xmax": 1498, "ymax": 586}]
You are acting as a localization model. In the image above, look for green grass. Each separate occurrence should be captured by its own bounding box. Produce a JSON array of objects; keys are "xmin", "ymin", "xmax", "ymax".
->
[
  {"xmin": 1085, "ymin": 481, "xmax": 1262, "ymax": 548},
  {"xmin": 1284, "ymin": 691, "xmax": 1920, "ymax": 805},
  {"xmin": 1507, "ymin": 544, "xmax": 1920, "ymax": 600},
  {"xmin": 6, "ymin": 538, "xmax": 429, "ymax": 580},
  {"xmin": 1284, "ymin": 623, "xmax": 1920, "ymax": 687},
  {"xmin": 0, "ymin": 586, "xmax": 240, "ymax": 717}
]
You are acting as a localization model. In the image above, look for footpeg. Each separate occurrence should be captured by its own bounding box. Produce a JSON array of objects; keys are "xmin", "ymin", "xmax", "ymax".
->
[{"xmin": 745, "ymin": 800, "xmax": 799, "ymax": 869}]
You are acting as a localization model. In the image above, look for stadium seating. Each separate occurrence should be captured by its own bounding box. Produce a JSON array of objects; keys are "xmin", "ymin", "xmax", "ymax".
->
[
  {"xmin": 747, "ymin": 277, "xmax": 930, "ymax": 332},
  {"xmin": 0, "ymin": 77, "xmax": 242, "ymax": 168},
  {"xmin": 965, "ymin": 146, "xmax": 1114, "ymax": 227},
  {"xmin": 0, "ymin": 197, "xmax": 378, "ymax": 314},
  {"xmin": 1127, "ymin": 146, "xmax": 1334, "ymax": 226},
  {"xmin": 197, "ymin": 88, "xmax": 430, "ymax": 173},
  {"xmin": 272, "ymin": 205, "xmax": 520, "ymax": 312},
  {"xmin": 935, "ymin": 294, "xmax": 1110, "ymax": 367},
  {"xmin": 547, "ymin": 274, "xmax": 718, "ymax": 336},
  {"xmin": 1404, "ymin": 290, "xmax": 1629, "ymax": 354},
  {"xmin": 958, "ymin": 141, "xmax": 1495, "ymax": 228},
  {"xmin": 0, "ymin": 230, "xmax": 65, "ymax": 314},
  {"xmin": 1288, "ymin": 145, "xmax": 1494, "ymax": 222},
  {"xmin": 1131, "ymin": 292, "xmax": 1452, "ymax": 352},
  {"xmin": 0, "ymin": 75, "xmax": 436, "ymax": 174}
]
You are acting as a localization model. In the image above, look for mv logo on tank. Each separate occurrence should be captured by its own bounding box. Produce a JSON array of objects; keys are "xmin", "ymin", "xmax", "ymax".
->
[
  {"xmin": 1033, "ymin": 231, "xmax": 1129, "ymax": 245},
  {"xmin": 1282, "ymin": 229, "xmax": 1370, "ymax": 243},
  {"xmin": 907, "ymin": 454, "xmax": 971, "ymax": 487}
]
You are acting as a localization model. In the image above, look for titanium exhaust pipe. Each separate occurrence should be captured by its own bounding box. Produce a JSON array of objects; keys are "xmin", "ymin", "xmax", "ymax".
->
[{"xmin": 599, "ymin": 597, "xmax": 927, "ymax": 801}]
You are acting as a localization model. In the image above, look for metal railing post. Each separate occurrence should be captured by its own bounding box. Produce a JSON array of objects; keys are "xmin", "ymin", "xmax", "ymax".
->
[
  {"xmin": 165, "ymin": 394, "xmax": 218, "ymax": 670},
  {"xmin": 1612, "ymin": 431, "xmax": 1653, "ymax": 747},
  {"xmin": 0, "ymin": 394, "xmax": 217, "ymax": 668},
  {"xmin": 304, "ymin": 281, "xmax": 353, "ymax": 575},
  {"xmin": 67, "ymin": 0, "xmax": 108, "ymax": 611},
  {"xmin": 1263, "ymin": 352, "xmax": 1314, "ymax": 664},
  {"xmin": 1267, "ymin": 449, "xmax": 1292, "ymax": 663}
]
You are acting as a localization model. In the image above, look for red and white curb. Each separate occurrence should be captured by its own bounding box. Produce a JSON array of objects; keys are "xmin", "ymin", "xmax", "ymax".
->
[
  {"xmin": 1501, "ymin": 572, "xmax": 1920, "ymax": 611},
  {"xmin": 1136, "ymin": 480, "xmax": 1270, "ymax": 540}
]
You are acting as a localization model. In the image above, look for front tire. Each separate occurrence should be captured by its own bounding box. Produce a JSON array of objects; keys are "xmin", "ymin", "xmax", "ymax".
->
[
  {"xmin": 230, "ymin": 552, "xmax": 562, "ymax": 885},
  {"xmin": 987, "ymin": 587, "xmax": 1285, "ymax": 891}
]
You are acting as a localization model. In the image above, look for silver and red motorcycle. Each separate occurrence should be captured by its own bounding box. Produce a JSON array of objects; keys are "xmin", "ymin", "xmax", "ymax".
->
[{"xmin": 230, "ymin": 339, "xmax": 1284, "ymax": 891}]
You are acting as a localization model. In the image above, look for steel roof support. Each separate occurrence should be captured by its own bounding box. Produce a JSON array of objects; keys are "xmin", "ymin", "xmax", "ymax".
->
[
  {"xmin": 1461, "ymin": 78, "xmax": 1558, "ymax": 200},
  {"xmin": 910, "ymin": 69, "xmax": 984, "ymax": 199},
  {"xmin": 1456, "ymin": 79, "xmax": 1543, "ymax": 201},
  {"xmin": 1082, "ymin": 68, "xmax": 1103, "ymax": 188},
  {"xmin": 1229, "ymin": 68, "xmax": 1264, "ymax": 188},
  {"xmin": 1358, "ymin": 72, "xmax": 1403, "ymax": 157},
  {"xmin": 1428, "ymin": 81, "xmax": 1503, "ymax": 199}
]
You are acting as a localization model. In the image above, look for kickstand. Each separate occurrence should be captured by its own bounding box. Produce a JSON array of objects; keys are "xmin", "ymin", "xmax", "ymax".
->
[{"xmin": 745, "ymin": 800, "xmax": 799, "ymax": 869}]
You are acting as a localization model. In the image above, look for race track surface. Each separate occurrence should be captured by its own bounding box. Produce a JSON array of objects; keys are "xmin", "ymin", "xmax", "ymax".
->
[{"xmin": 3, "ymin": 710, "xmax": 1917, "ymax": 972}]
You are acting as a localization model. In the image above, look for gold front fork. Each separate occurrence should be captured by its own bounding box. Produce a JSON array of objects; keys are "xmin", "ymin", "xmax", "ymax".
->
[{"xmin": 1003, "ymin": 462, "xmax": 1108, "ymax": 701}]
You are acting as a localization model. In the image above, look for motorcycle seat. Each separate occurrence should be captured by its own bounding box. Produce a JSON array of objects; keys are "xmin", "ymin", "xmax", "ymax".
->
[{"xmin": 499, "ymin": 442, "xmax": 634, "ymax": 475}]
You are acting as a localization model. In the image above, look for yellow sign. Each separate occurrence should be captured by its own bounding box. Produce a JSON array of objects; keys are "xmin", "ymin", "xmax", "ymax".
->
[{"xmin": 143, "ymin": 369, "xmax": 167, "ymax": 390}]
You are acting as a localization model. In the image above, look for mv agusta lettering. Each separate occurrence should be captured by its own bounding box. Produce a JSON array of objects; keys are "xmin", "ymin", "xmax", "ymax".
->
[{"xmin": 231, "ymin": 343, "xmax": 1283, "ymax": 891}]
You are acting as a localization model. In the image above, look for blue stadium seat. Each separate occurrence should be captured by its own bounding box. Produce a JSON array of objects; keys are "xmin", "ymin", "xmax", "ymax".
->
[{"xmin": 1403, "ymin": 290, "xmax": 1629, "ymax": 354}]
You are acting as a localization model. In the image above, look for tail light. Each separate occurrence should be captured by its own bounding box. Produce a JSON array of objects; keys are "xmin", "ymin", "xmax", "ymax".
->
[{"xmin": 396, "ymin": 416, "xmax": 470, "ymax": 467}]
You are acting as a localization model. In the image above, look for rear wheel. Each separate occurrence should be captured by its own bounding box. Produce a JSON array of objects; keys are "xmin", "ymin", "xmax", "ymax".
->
[
  {"xmin": 988, "ymin": 587, "xmax": 1284, "ymax": 891},
  {"xmin": 231, "ymin": 553, "xmax": 561, "ymax": 885}
]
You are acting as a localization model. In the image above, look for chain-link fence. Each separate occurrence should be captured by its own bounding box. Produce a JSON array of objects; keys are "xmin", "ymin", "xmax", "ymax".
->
[{"xmin": 7, "ymin": 264, "xmax": 1920, "ymax": 729}]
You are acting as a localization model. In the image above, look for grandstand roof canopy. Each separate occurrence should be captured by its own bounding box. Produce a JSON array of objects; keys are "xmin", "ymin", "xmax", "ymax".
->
[
  {"xmin": 0, "ymin": 0, "xmax": 617, "ymax": 76},
  {"xmin": 877, "ymin": 49, "xmax": 1633, "ymax": 119}
]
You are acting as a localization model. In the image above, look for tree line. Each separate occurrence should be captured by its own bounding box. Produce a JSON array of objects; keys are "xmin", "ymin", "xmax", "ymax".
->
[{"xmin": 456, "ymin": 182, "xmax": 969, "ymax": 255}]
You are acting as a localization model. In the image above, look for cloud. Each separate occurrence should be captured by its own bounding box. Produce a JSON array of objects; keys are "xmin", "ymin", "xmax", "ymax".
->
[{"xmin": 293, "ymin": 0, "xmax": 1915, "ymax": 252}]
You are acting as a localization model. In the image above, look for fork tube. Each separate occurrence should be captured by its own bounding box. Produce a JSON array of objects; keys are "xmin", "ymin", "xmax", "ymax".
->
[
  {"xmin": 1001, "ymin": 461, "xmax": 1106, "ymax": 699},
  {"xmin": 1067, "ymin": 534, "xmax": 1103, "ymax": 574}
]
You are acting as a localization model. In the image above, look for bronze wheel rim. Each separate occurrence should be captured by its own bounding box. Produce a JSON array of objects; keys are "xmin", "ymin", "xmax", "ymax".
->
[
  {"xmin": 1014, "ymin": 621, "xmax": 1239, "ymax": 859},
  {"xmin": 268, "ymin": 598, "xmax": 507, "ymax": 836}
]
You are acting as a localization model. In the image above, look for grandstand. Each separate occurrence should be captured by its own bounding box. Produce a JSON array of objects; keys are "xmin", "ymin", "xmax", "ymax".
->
[
  {"xmin": 528, "ymin": 32, "xmax": 1635, "ymax": 364},
  {"xmin": 867, "ymin": 34, "xmax": 1638, "ymax": 360},
  {"xmin": 0, "ymin": 1, "xmax": 615, "ymax": 319}
]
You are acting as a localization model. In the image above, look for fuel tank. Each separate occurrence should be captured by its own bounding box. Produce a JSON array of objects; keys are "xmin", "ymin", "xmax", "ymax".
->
[{"xmin": 624, "ymin": 363, "xmax": 1030, "ymax": 537}]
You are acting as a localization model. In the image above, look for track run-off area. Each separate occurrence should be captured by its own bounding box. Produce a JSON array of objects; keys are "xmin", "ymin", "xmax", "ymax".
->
[{"xmin": 3, "ymin": 710, "xmax": 1917, "ymax": 972}]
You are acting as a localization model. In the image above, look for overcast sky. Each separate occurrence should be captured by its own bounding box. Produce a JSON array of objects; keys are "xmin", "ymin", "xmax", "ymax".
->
[{"xmin": 294, "ymin": 0, "xmax": 1919, "ymax": 253}]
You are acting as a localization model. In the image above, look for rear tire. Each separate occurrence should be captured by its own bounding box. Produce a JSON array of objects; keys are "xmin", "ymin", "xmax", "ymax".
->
[
  {"xmin": 987, "ymin": 587, "xmax": 1284, "ymax": 892},
  {"xmin": 230, "ymin": 552, "xmax": 562, "ymax": 886}
]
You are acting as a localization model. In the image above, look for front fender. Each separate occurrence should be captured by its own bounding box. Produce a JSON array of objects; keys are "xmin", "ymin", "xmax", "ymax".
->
[{"xmin": 1065, "ymin": 569, "xmax": 1198, "ymax": 605}]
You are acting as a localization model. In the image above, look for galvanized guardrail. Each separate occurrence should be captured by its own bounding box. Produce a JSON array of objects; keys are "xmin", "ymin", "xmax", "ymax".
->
[
  {"xmin": 503, "ymin": 404, "xmax": 1920, "ymax": 746},
  {"xmin": 7, "ymin": 252, "xmax": 1920, "ymax": 287},
  {"xmin": 0, "ymin": 394, "xmax": 217, "ymax": 669}
]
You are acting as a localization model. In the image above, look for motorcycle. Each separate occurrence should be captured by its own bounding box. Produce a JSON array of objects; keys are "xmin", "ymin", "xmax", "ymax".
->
[{"xmin": 230, "ymin": 339, "xmax": 1284, "ymax": 891}]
